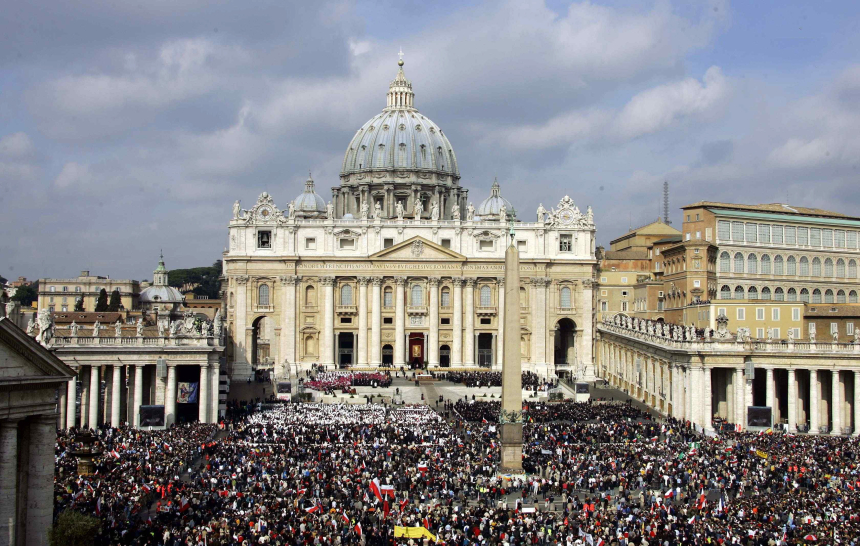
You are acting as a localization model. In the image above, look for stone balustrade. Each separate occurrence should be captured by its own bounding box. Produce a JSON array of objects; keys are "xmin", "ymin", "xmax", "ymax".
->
[{"xmin": 49, "ymin": 335, "xmax": 221, "ymax": 347}]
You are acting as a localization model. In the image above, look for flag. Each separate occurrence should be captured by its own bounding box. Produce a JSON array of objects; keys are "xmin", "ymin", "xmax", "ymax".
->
[
  {"xmin": 755, "ymin": 449, "xmax": 768, "ymax": 460},
  {"xmin": 369, "ymin": 479, "xmax": 383, "ymax": 502},
  {"xmin": 482, "ymin": 417, "xmax": 488, "ymax": 424},
  {"xmin": 664, "ymin": 490, "xmax": 674, "ymax": 499},
  {"xmin": 96, "ymin": 497, "xmax": 102, "ymax": 516},
  {"xmin": 380, "ymin": 484, "xmax": 395, "ymax": 498},
  {"xmin": 417, "ymin": 463, "xmax": 428, "ymax": 476},
  {"xmin": 803, "ymin": 534, "xmax": 817, "ymax": 541},
  {"xmin": 383, "ymin": 500, "xmax": 390, "ymax": 517},
  {"xmin": 400, "ymin": 499, "xmax": 409, "ymax": 511},
  {"xmin": 596, "ymin": 540, "xmax": 605, "ymax": 546},
  {"xmin": 354, "ymin": 522, "xmax": 362, "ymax": 536},
  {"xmin": 341, "ymin": 512, "xmax": 350, "ymax": 524},
  {"xmin": 109, "ymin": 450, "xmax": 120, "ymax": 459},
  {"xmin": 179, "ymin": 497, "xmax": 190, "ymax": 513},
  {"xmin": 305, "ymin": 504, "xmax": 321, "ymax": 514}
]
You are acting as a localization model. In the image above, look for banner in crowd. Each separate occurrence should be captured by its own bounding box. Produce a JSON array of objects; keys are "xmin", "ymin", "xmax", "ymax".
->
[
  {"xmin": 177, "ymin": 382, "xmax": 199, "ymax": 403},
  {"xmin": 394, "ymin": 527, "xmax": 436, "ymax": 541}
]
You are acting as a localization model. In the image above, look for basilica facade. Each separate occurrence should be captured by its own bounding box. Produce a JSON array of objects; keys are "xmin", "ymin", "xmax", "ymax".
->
[{"xmin": 223, "ymin": 59, "xmax": 597, "ymax": 381}]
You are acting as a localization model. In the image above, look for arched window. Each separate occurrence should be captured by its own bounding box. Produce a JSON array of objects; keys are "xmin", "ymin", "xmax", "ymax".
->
[
  {"xmin": 812, "ymin": 257, "xmax": 821, "ymax": 277},
  {"xmin": 787, "ymin": 256, "xmax": 797, "ymax": 275},
  {"xmin": 258, "ymin": 284, "xmax": 270, "ymax": 306},
  {"xmin": 761, "ymin": 287, "xmax": 771, "ymax": 300},
  {"xmin": 441, "ymin": 288, "xmax": 451, "ymax": 307},
  {"xmin": 734, "ymin": 286, "xmax": 745, "ymax": 300},
  {"xmin": 520, "ymin": 287, "xmax": 527, "ymax": 307},
  {"xmin": 800, "ymin": 288, "xmax": 810, "ymax": 303},
  {"xmin": 824, "ymin": 258, "xmax": 833, "ymax": 277},
  {"xmin": 849, "ymin": 260, "xmax": 857, "ymax": 278},
  {"xmin": 824, "ymin": 289, "xmax": 834, "ymax": 304},
  {"xmin": 341, "ymin": 284, "xmax": 353, "ymax": 305},
  {"xmin": 74, "ymin": 286, "xmax": 81, "ymax": 292},
  {"xmin": 398, "ymin": 143, "xmax": 407, "ymax": 166},
  {"xmin": 412, "ymin": 285, "xmax": 423, "ymax": 306},
  {"xmin": 812, "ymin": 288, "xmax": 822, "ymax": 304},
  {"xmin": 747, "ymin": 286, "xmax": 758, "ymax": 300},
  {"xmin": 305, "ymin": 285, "xmax": 316, "ymax": 306},
  {"xmin": 760, "ymin": 254, "xmax": 771, "ymax": 274},
  {"xmin": 774, "ymin": 255, "xmax": 783, "ymax": 275},
  {"xmin": 837, "ymin": 289, "xmax": 846, "ymax": 304},
  {"xmin": 383, "ymin": 287, "xmax": 393, "ymax": 307},
  {"xmin": 560, "ymin": 287, "xmax": 572, "ymax": 308},
  {"xmin": 787, "ymin": 288, "xmax": 797, "ymax": 302},
  {"xmin": 799, "ymin": 256, "xmax": 809, "ymax": 276},
  {"xmin": 479, "ymin": 285, "xmax": 491, "ymax": 307},
  {"xmin": 837, "ymin": 259, "xmax": 846, "ymax": 277},
  {"xmin": 376, "ymin": 144, "xmax": 385, "ymax": 167},
  {"xmin": 734, "ymin": 253, "xmax": 744, "ymax": 273},
  {"xmin": 720, "ymin": 285, "xmax": 731, "ymax": 300},
  {"xmin": 850, "ymin": 290, "xmax": 858, "ymax": 304},
  {"xmin": 747, "ymin": 254, "xmax": 758, "ymax": 274},
  {"xmin": 774, "ymin": 287, "xmax": 784, "ymax": 301},
  {"xmin": 719, "ymin": 252, "xmax": 730, "ymax": 273}
]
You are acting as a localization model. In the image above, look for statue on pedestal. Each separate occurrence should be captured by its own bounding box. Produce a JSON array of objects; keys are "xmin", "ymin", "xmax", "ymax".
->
[
  {"xmin": 466, "ymin": 202, "xmax": 475, "ymax": 221},
  {"xmin": 537, "ymin": 203, "xmax": 546, "ymax": 223},
  {"xmin": 70, "ymin": 321, "xmax": 80, "ymax": 337},
  {"xmin": 374, "ymin": 201, "xmax": 382, "ymax": 219},
  {"xmin": 430, "ymin": 201, "xmax": 439, "ymax": 221},
  {"xmin": 395, "ymin": 201, "xmax": 405, "ymax": 220},
  {"xmin": 452, "ymin": 203, "xmax": 461, "ymax": 220},
  {"xmin": 414, "ymin": 199, "xmax": 423, "ymax": 220},
  {"xmin": 360, "ymin": 200, "xmax": 369, "ymax": 220}
]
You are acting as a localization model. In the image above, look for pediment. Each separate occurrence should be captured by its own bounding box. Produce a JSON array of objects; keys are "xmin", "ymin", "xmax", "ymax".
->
[
  {"xmin": 369, "ymin": 236, "xmax": 466, "ymax": 261},
  {"xmin": 0, "ymin": 318, "xmax": 75, "ymax": 380}
]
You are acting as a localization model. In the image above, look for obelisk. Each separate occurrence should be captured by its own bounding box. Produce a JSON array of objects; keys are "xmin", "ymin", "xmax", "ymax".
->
[{"xmin": 499, "ymin": 231, "xmax": 523, "ymax": 471}]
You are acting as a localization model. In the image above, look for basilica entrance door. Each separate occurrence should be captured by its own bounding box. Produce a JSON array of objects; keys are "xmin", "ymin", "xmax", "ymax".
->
[
  {"xmin": 338, "ymin": 332, "xmax": 354, "ymax": 368},
  {"xmin": 408, "ymin": 333, "xmax": 424, "ymax": 369}
]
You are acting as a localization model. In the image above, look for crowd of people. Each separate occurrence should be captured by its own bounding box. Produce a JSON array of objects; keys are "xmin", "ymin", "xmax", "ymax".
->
[
  {"xmin": 304, "ymin": 371, "xmax": 392, "ymax": 393},
  {"xmin": 442, "ymin": 371, "xmax": 549, "ymax": 390},
  {"xmin": 53, "ymin": 398, "xmax": 860, "ymax": 545},
  {"xmin": 453, "ymin": 399, "xmax": 652, "ymax": 424}
]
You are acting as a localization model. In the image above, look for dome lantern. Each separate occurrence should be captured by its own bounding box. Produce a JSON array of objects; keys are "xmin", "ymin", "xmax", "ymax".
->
[
  {"xmin": 292, "ymin": 172, "xmax": 327, "ymax": 217},
  {"xmin": 477, "ymin": 178, "xmax": 516, "ymax": 220}
]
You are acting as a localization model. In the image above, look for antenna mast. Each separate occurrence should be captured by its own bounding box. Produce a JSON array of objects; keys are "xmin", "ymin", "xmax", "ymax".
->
[{"xmin": 663, "ymin": 181, "xmax": 671, "ymax": 225}]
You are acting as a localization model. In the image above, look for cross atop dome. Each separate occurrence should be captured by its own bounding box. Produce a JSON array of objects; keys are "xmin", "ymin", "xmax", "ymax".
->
[
  {"xmin": 398, "ymin": 47, "xmax": 404, "ymax": 66},
  {"xmin": 387, "ymin": 51, "xmax": 414, "ymax": 110}
]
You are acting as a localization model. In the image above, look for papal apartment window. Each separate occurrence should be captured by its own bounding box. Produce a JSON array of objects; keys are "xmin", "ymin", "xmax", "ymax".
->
[
  {"xmin": 693, "ymin": 280, "xmax": 701, "ymax": 288},
  {"xmin": 339, "ymin": 238, "xmax": 355, "ymax": 250},
  {"xmin": 479, "ymin": 240, "xmax": 494, "ymax": 251},
  {"xmin": 737, "ymin": 308, "xmax": 745, "ymax": 320},
  {"xmin": 559, "ymin": 234, "xmax": 572, "ymax": 252},
  {"xmin": 756, "ymin": 308, "xmax": 765, "ymax": 321},
  {"xmin": 384, "ymin": 238, "xmax": 395, "ymax": 249},
  {"xmin": 440, "ymin": 239, "xmax": 451, "ymax": 249},
  {"xmin": 305, "ymin": 238, "xmax": 316, "ymax": 250},
  {"xmin": 257, "ymin": 230, "xmax": 272, "ymax": 249},
  {"xmin": 516, "ymin": 240, "xmax": 527, "ymax": 252},
  {"xmin": 601, "ymin": 301, "xmax": 608, "ymax": 312},
  {"xmin": 621, "ymin": 301, "xmax": 628, "ymax": 312}
]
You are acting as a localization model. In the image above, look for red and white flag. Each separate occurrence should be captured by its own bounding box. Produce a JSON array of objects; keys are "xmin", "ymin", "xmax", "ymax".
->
[
  {"xmin": 341, "ymin": 512, "xmax": 350, "ymax": 524},
  {"xmin": 383, "ymin": 500, "xmax": 390, "ymax": 517},
  {"xmin": 179, "ymin": 497, "xmax": 190, "ymax": 513},
  {"xmin": 400, "ymin": 499, "xmax": 409, "ymax": 511},
  {"xmin": 354, "ymin": 522, "xmax": 362, "ymax": 536},
  {"xmin": 380, "ymin": 484, "xmax": 395, "ymax": 498},
  {"xmin": 664, "ymin": 490, "xmax": 674, "ymax": 499},
  {"xmin": 417, "ymin": 464, "xmax": 428, "ymax": 476},
  {"xmin": 369, "ymin": 479, "xmax": 383, "ymax": 502}
]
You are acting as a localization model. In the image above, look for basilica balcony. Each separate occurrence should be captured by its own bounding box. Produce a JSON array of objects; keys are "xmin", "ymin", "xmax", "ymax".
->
[
  {"xmin": 336, "ymin": 305, "xmax": 357, "ymax": 315},
  {"xmin": 556, "ymin": 306, "xmax": 576, "ymax": 315},
  {"xmin": 476, "ymin": 306, "xmax": 497, "ymax": 316},
  {"xmin": 254, "ymin": 305, "xmax": 274, "ymax": 313},
  {"xmin": 407, "ymin": 305, "xmax": 428, "ymax": 315}
]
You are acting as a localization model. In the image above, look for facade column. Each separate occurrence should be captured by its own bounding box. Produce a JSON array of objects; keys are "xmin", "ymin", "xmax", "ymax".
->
[
  {"xmin": 703, "ymin": 367, "xmax": 712, "ymax": 431},
  {"xmin": 133, "ymin": 365, "xmax": 144, "ymax": 428},
  {"xmin": 26, "ymin": 415, "xmax": 57, "ymax": 546},
  {"xmin": 452, "ymin": 279, "xmax": 463, "ymax": 366},
  {"xmin": 358, "ymin": 277, "xmax": 370, "ymax": 366},
  {"xmin": 854, "ymin": 371, "xmax": 860, "ymax": 436},
  {"xmin": 165, "ymin": 364, "xmax": 177, "ymax": 427},
  {"xmin": 734, "ymin": 367, "xmax": 745, "ymax": 429},
  {"xmin": 428, "ymin": 277, "xmax": 440, "ymax": 367},
  {"xmin": 832, "ymin": 370, "xmax": 842, "ymax": 435},
  {"xmin": 322, "ymin": 276, "xmax": 336, "ymax": 369},
  {"xmin": 279, "ymin": 276, "xmax": 297, "ymax": 374},
  {"xmin": 496, "ymin": 277, "xmax": 504, "ymax": 372},
  {"xmin": 66, "ymin": 375, "xmax": 77, "ymax": 429},
  {"xmin": 88, "ymin": 365, "xmax": 99, "ymax": 428},
  {"xmin": 464, "ymin": 279, "xmax": 475, "ymax": 366},
  {"xmin": 579, "ymin": 279, "xmax": 594, "ymax": 380},
  {"xmin": 371, "ymin": 278, "xmax": 382, "ymax": 366},
  {"xmin": 199, "ymin": 364, "xmax": 209, "ymax": 424},
  {"xmin": 765, "ymin": 367, "xmax": 775, "ymax": 416},
  {"xmin": 0, "ymin": 419, "xmax": 19, "ymax": 545},
  {"xmin": 787, "ymin": 369, "xmax": 797, "ymax": 433},
  {"xmin": 58, "ymin": 386, "xmax": 67, "ymax": 430},
  {"xmin": 810, "ymin": 370, "xmax": 820, "ymax": 434},
  {"xmin": 210, "ymin": 365, "xmax": 220, "ymax": 423},
  {"xmin": 534, "ymin": 278, "xmax": 548, "ymax": 365},
  {"xmin": 111, "ymin": 364, "xmax": 122, "ymax": 426},
  {"xmin": 394, "ymin": 277, "xmax": 406, "ymax": 366},
  {"xmin": 234, "ymin": 276, "xmax": 249, "ymax": 372}
]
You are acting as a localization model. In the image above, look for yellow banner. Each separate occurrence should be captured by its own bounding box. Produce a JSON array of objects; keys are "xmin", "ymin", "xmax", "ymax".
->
[
  {"xmin": 755, "ymin": 450, "xmax": 768, "ymax": 460},
  {"xmin": 394, "ymin": 526, "xmax": 437, "ymax": 541}
]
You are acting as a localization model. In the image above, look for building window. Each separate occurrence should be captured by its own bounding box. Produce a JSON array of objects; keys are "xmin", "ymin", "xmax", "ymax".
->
[
  {"xmin": 600, "ymin": 301, "xmax": 608, "ymax": 312},
  {"xmin": 824, "ymin": 289, "xmax": 834, "ymax": 304},
  {"xmin": 851, "ymin": 291, "xmax": 859, "ymax": 304},
  {"xmin": 837, "ymin": 290, "xmax": 846, "ymax": 304},
  {"xmin": 772, "ymin": 308, "xmax": 780, "ymax": 321},
  {"xmin": 731, "ymin": 222, "xmax": 744, "ymax": 241},
  {"xmin": 441, "ymin": 288, "xmax": 450, "ymax": 307},
  {"xmin": 480, "ymin": 286, "xmax": 491, "ymax": 306},
  {"xmin": 48, "ymin": 306, "xmax": 54, "ymax": 312},
  {"xmin": 774, "ymin": 255, "xmax": 784, "ymax": 275},
  {"xmin": 800, "ymin": 288, "xmax": 810, "ymax": 303},
  {"xmin": 835, "ymin": 230, "xmax": 846, "ymax": 247},
  {"xmin": 785, "ymin": 226, "xmax": 796, "ymax": 244},
  {"xmin": 760, "ymin": 254, "xmax": 771, "ymax": 274},
  {"xmin": 441, "ymin": 317, "xmax": 450, "ymax": 325},
  {"xmin": 737, "ymin": 308, "xmax": 745, "ymax": 320},
  {"xmin": 847, "ymin": 322, "xmax": 855, "ymax": 336},
  {"xmin": 559, "ymin": 234, "xmax": 572, "ymax": 252},
  {"xmin": 693, "ymin": 280, "xmax": 701, "ymax": 288},
  {"xmin": 49, "ymin": 286, "xmax": 56, "ymax": 292},
  {"xmin": 49, "ymin": 296, "xmax": 54, "ymax": 303},
  {"xmin": 734, "ymin": 253, "xmax": 744, "ymax": 273},
  {"xmin": 383, "ymin": 317, "xmax": 393, "ymax": 324},
  {"xmin": 772, "ymin": 328, "xmax": 780, "ymax": 338},
  {"xmin": 75, "ymin": 286, "xmax": 81, "ymax": 292},
  {"xmin": 560, "ymin": 287, "xmax": 571, "ymax": 308},
  {"xmin": 621, "ymin": 277, "xmax": 628, "ymax": 284},
  {"xmin": 384, "ymin": 287, "xmax": 393, "ymax": 307},
  {"xmin": 257, "ymin": 230, "xmax": 272, "ymax": 249},
  {"xmin": 812, "ymin": 288, "xmax": 822, "ymax": 304},
  {"xmin": 836, "ymin": 259, "xmax": 845, "ymax": 277},
  {"xmin": 760, "ymin": 287, "xmax": 770, "ymax": 300},
  {"xmin": 798, "ymin": 228, "xmax": 809, "ymax": 246},
  {"xmin": 516, "ymin": 240, "xmax": 527, "ymax": 252},
  {"xmin": 811, "ymin": 228, "xmax": 823, "ymax": 246},
  {"xmin": 480, "ymin": 318, "xmax": 491, "ymax": 325},
  {"xmin": 719, "ymin": 252, "xmax": 730, "ymax": 272},
  {"xmin": 621, "ymin": 301, "xmax": 628, "ymax": 312},
  {"xmin": 305, "ymin": 238, "xmax": 316, "ymax": 250},
  {"xmin": 787, "ymin": 256, "xmax": 797, "ymax": 275},
  {"xmin": 479, "ymin": 240, "xmax": 494, "ymax": 251},
  {"xmin": 384, "ymin": 238, "xmax": 394, "ymax": 249},
  {"xmin": 62, "ymin": 286, "xmax": 68, "ymax": 292},
  {"xmin": 799, "ymin": 257, "xmax": 809, "ymax": 276},
  {"xmin": 305, "ymin": 286, "xmax": 316, "ymax": 306},
  {"xmin": 720, "ymin": 285, "xmax": 731, "ymax": 300},
  {"xmin": 824, "ymin": 258, "xmax": 833, "ymax": 277},
  {"xmin": 411, "ymin": 285, "xmax": 423, "ymax": 306},
  {"xmin": 758, "ymin": 224, "xmax": 770, "ymax": 243},
  {"xmin": 848, "ymin": 231, "xmax": 858, "ymax": 248},
  {"xmin": 850, "ymin": 260, "xmax": 858, "ymax": 278},
  {"xmin": 774, "ymin": 287, "xmax": 784, "ymax": 301},
  {"xmin": 748, "ymin": 286, "xmax": 758, "ymax": 300},
  {"xmin": 772, "ymin": 225, "xmax": 783, "ymax": 244},
  {"xmin": 341, "ymin": 284, "xmax": 353, "ymax": 305},
  {"xmin": 339, "ymin": 238, "xmax": 355, "ymax": 250},
  {"xmin": 811, "ymin": 257, "xmax": 821, "ymax": 277},
  {"xmin": 747, "ymin": 254, "xmax": 757, "ymax": 274},
  {"xmin": 441, "ymin": 239, "xmax": 451, "ymax": 249},
  {"xmin": 61, "ymin": 306, "xmax": 68, "ymax": 312},
  {"xmin": 734, "ymin": 286, "xmax": 745, "ymax": 300},
  {"xmin": 746, "ymin": 223, "xmax": 757, "ymax": 242},
  {"xmin": 340, "ymin": 317, "xmax": 352, "ymax": 324},
  {"xmin": 258, "ymin": 284, "xmax": 270, "ymax": 306},
  {"xmin": 621, "ymin": 290, "xmax": 628, "ymax": 297},
  {"xmin": 718, "ymin": 221, "xmax": 730, "ymax": 240}
]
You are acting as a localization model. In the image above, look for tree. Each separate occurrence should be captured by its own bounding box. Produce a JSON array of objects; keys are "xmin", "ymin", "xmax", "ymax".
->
[
  {"xmin": 74, "ymin": 296, "xmax": 84, "ymax": 312},
  {"xmin": 49, "ymin": 509, "xmax": 101, "ymax": 546},
  {"xmin": 11, "ymin": 284, "xmax": 38, "ymax": 306},
  {"xmin": 107, "ymin": 289, "xmax": 122, "ymax": 311},
  {"xmin": 95, "ymin": 288, "xmax": 108, "ymax": 312},
  {"xmin": 168, "ymin": 260, "xmax": 223, "ymax": 299}
]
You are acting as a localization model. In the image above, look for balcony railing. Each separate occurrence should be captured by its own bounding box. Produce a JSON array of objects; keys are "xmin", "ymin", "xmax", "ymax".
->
[
  {"xmin": 336, "ymin": 305, "xmax": 357, "ymax": 315},
  {"xmin": 556, "ymin": 306, "xmax": 575, "ymax": 314},
  {"xmin": 407, "ymin": 305, "xmax": 428, "ymax": 315},
  {"xmin": 476, "ymin": 306, "xmax": 497, "ymax": 316},
  {"xmin": 49, "ymin": 336, "xmax": 221, "ymax": 347},
  {"xmin": 254, "ymin": 305, "xmax": 274, "ymax": 313}
]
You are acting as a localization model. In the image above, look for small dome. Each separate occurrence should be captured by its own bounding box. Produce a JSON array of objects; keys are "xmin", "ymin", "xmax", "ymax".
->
[
  {"xmin": 293, "ymin": 173, "xmax": 326, "ymax": 214},
  {"xmin": 140, "ymin": 285, "xmax": 183, "ymax": 304},
  {"xmin": 477, "ymin": 178, "xmax": 515, "ymax": 219}
]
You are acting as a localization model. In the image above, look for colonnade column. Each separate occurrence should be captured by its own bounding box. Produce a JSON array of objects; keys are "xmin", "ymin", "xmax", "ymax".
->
[
  {"xmin": 234, "ymin": 276, "xmax": 249, "ymax": 369},
  {"xmin": 787, "ymin": 369, "xmax": 797, "ymax": 433},
  {"xmin": 496, "ymin": 277, "xmax": 504, "ymax": 371},
  {"xmin": 734, "ymin": 367, "xmax": 744, "ymax": 429},
  {"xmin": 832, "ymin": 370, "xmax": 842, "ymax": 435},
  {"xmin": 165, "ymin": 364, "xmax": 177, "ymax": 427},
  {"xmin": 210, "ymin": 365, "xmax": 220, "ymax": 423},
  {"xmin": 452, "ymin": 279, "xmax": 463, "ymax": 366},
  {"xmin": 280, "ymin": 275, "xmax": 297, "ymax": 373},
  {"xmin": 58, "ymin": 387, "xmax": 67, "ymax": 429},
  {"xmin": 371, "ymin": 278, "xmax": 382, "ymax": 366},
  {"xmin": 810, "ymin": 370, "xmax": 820, "ymax": 433},
  {"xmin": 88, "ymin": 365, "xmax": 99, "ymax": 428},
  {"xmin": 322, "ymin": 276, "xmax": 336, "ymax": 369},
  {"xmin": 394, "ymin": 277, "xmax": 406, "ymax": 366},
  {"xmin": 66, "ymin": 375, "xmax": 77, "ymax": 429},
  {"xmin": 358, "ymin": 277, "xmax": 370, "ymax": 366},
  {"xmin": 111, "ymin": 364, "xmax": 122, "ymax": 426},
  {"xmin": 199, "ymin": 364, "xmax": 210, "ymax": 424},
  {"xmin": 26, "ymin": 415, "xmax": 57, "ymax": 546},
  {"xmin": 703, "ymin": 368, "xmax": 712, "ymax": 431},
  {"xmin": 428, "ymin": 277, "xmax": 440, "ymax": 367},
  {"xmin": 765, "ymin": 367, "xmax": 775, "ymax": 416},
  {"xmin": 0, "ymin": 419, "xmax": 18, "ymax": 545},
  {"xmin": 464, "ymin": 279, "xmax": 475, "ymax": 366},
  {"xmin": 133, "ymin": 365, "xmax": 144, "ymax": 428}
]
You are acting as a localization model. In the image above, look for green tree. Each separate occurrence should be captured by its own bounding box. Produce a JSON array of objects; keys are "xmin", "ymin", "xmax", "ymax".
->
[
  {"xmin": 49, "ymin": 509, "xmax": 101, "ymax": 546},
  {"xmin": 168, "ymin": 260, "xmax": 223, "ymax": 299},
  {"xmin": 94, "ymin": 288, "xmax": 108, "ymax": 312},
  {"xmin": 107, "ymin": 289, "xmax": 122, "ymax": 312},
  {"xmin": 11, "ymin": 284, "xmax": 38, "ymax": 306},
  {"xmin": 74, "ymin": 296, "xmax": 84, "ymax": 312}
]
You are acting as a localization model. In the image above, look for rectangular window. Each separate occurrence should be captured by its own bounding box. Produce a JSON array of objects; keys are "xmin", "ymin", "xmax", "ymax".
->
[
  {"xmin": 718, "ymin": 221, "xmax": 730, "ymax": 240},
  {"xmin": 441, "ymin": 318, "xmax": 450, "ymax": 325},
  {"xmin": 480, "ymin": 318, "xmax": 491, "ymax": 325},
  {"xmin": 835, "ymin": 230, "xmax": 846, "ymax": 248},
  {"xmin": 792, "ymin": 308, "xmax": 800, "ymax": 321},
  {"xmin": 657, "ymin": 301, "xmax": 664, "ymax": 311},
  {"xmin": 600, "ymin": 277, "xmax": 607, "ymax": 282},
  {"xmin": 848, "ymin": 322, "xmax": 855, "ymax": 336},
  {"xmin": 758, "ymin": 224, "xmax": 770, "ymax": 243},
  {"xmin": 559, "ymin": 234, "xmax": 572, "ymax": 251},
  {"xmin": 848, "ymin": 231, "xmax": 858, "ymax": 248},
  {"xmin": 693, "ymin": 280, "xmax": 701, "ymax": 288},
  {"xmin": 772, "ymin": 308, "xmax": 780, "ymax": 321},
  {"xmin": 686, "ymin": 214, "xmax": 690, "ymax": 221},
  {"xmin": 798, "ymin": 227, "xmax": 809, "ymax": 245},
  {"xmin": 339, "ymin": 238, "xmax": 355, "ymax": 250},
  {"xmin": 705, "ymin": 227, "xmax": 712, "ymax": 241},
  {"xmin": 305, "ymin": 237, "xmax": 316, "ymax": 250},
  {"xmin": 695, "ymin": 231, "xmax": 701, "ymax": 240},
  {"xmin": 822, "ymin": 229, "xmax": 833, "ymax": 247},
  {"xmin": 621, "ymin": 290, "xmax": 628, "ymax": 297},
  {"xmin": 685, "ymin": 233, "xmax": 691, "ymax": 241},
  {"xmin": 601, "ymin": 301, "xmax": 608, "ymax": 311},
  {"xmin": 831, "ymin": 322, "xmax": 838, "ymax": 334},
  {"xmin": 48, "ymin": 306, "xmax": 54, "ymax": 313},
  {"xmin": 718, "ymin": 307, "xmax": 726, "ymax": 317},
  {"xmin": 384, "ymin": 238, "xmax": 395, "ymax": 249},
  {"xmin": 745, "ymin": 223, "xmax": 757, "ymax": 242},
  {"xmin": 793, "ymin": 328, "xmax": 801, "ymax": 339},
  {"xmin": 479, "ymin": 240, "xmax": 494, "ymax": 251},
  {"xmin": 257, "ymin": 230, "xmax": 272, "ymax": 249},
  {"xmin": 340, "ymin": 317, "xmax": 352, "ymax": 324},
  {"xmin": 757, "ymin": 328, "xmax": 764, "ymax": 339},
  {"xmin": 696, "ymin": 213, "xmax": 700, "ymax": 221},
  {"xmin": 621, "ymin": 301, "xmax": 628, "ymax": 312},
  {"xmin": 383, "ymin": 317, "xmax": 393, "ymax": 324},
  {"xmin": 600, "ymin": 290, "xmax": 607, "ymax": 296},
  {"xmin": 737, "ymin": 308, "xmax": 745, "ymax": 320},
  {"xmin": 772, "ymin": 225, "xmax": 783, "ymax": 244},
  {"xmin": 516, "ymin": 240, "xmax": 527, "ymax": 252},
  {"xmin": 384, "ymin": 290, "xmax": 393, "ymax": 307},
  {"xmin": 61, "ymin": 306, "xmax": 68, "ymax": 312},
  {"xmin": 773, "ymin": 328, "xmax": 780, "ymax": 339},
  {"xmin": 756, "ymin": 308, "xmax": 765, "ymax": 321},
  {"xmin": 621, "ymin": 277, "xmax": 628, "ymax": 284},
  {"xmin": 732, "ymin": 221, "xmax": 744, "ymax": 241},
  {"xmin": 439, "ymin": 239, "xmax": 451, "ymax": 249},
  {"xmin": 785, "ymin": 226, "xmax": 796, "ymax": 244}
]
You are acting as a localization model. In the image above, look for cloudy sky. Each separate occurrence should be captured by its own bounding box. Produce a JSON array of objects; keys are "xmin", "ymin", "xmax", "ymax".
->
[{"xmin": 2, "ymin": 0, "xmax": 860, "ymax": 281}]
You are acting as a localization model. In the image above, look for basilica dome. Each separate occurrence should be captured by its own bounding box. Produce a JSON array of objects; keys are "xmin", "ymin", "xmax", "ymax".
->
[
  {"xmin": 340, "ymin": 60, "xmax": 459, "ymax": 180},
  {"xmin": 292, "ymin": 173, "xmax": 326, "ymax": 216},
  {"xmin": 476, "ymin": 178, "xmax": 515, "ymax": 219}
]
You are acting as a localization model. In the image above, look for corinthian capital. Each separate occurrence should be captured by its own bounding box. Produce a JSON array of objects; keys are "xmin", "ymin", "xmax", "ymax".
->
[
  {"xmin": 358, "ymin": 276, "xmax": 371, "ymax": 286},
  {"xmin": 279, "ymin": 275, "xmax": 298, "ymax": 286},
  {"xmin": 320, "ymin": 276, "xmax": 336, "ymax": 286},
  {"xmin": 428, "ymin": 276, "xmax": 441, "ymax": 286},
  {"xmin": 236, "ymin": 276, "xmax": 249, "ymax": 285},
  {"xmin": 394, "ymin": 276, "xmax": 407, "ymax": 286}
]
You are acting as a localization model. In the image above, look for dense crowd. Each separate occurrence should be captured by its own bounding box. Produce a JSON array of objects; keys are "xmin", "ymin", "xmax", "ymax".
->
[
  {"xmin": 54, "ymin": 400, "xmax": 860, "ymax": 545},
  {"xmin": 443, "ymin": 371, "xmax": 549, "ymax": 390},
  {"xmin": 304, "ymin": 371, "xmax": 392, "ymax": 392},
  {"xmin": 453, "ymin": 399, "xmax": 652, "ymax": 424}
]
